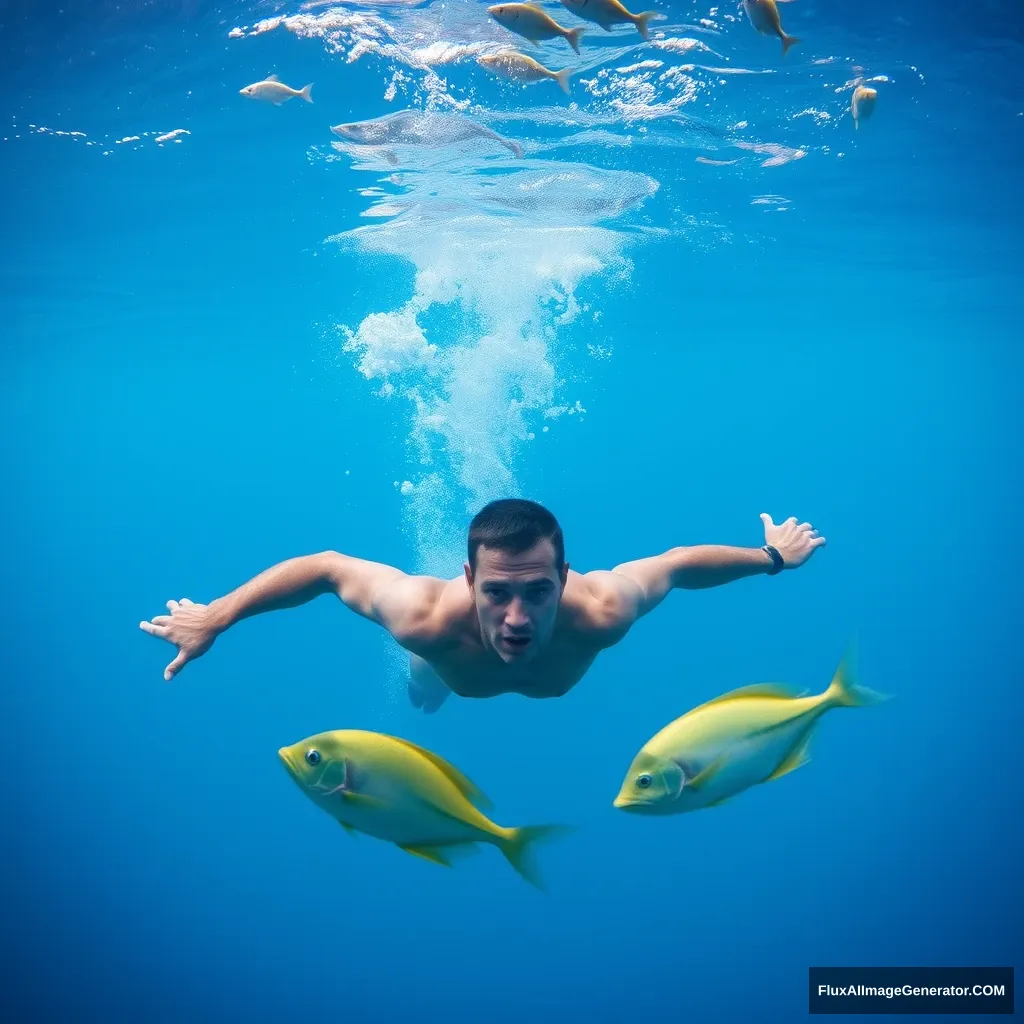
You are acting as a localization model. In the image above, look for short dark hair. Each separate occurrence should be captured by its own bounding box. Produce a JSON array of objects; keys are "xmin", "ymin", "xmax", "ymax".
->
[{"xmin": 467, "ymin": 498, "xmax": 565, "ymax": 573}]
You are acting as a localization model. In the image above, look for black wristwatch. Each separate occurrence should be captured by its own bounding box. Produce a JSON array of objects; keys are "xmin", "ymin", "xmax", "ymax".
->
[{"xmin": 762, "ymin": 544, "xmax": 784, "ymax": 575}]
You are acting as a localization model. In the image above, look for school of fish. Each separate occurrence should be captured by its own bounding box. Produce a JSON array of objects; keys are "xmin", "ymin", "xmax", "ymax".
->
[{"xmin": 240, "ymin": 0, "xmax": 879, "ymax": 121}]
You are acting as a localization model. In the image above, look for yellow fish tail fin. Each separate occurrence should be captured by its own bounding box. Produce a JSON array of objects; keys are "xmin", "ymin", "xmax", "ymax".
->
[
  {"xmin": 781, "ymin": 33, "xmax": 800, "ymax": 56},
  {"xmin": 565, "ymin": 26, "xmax": 585, "ymax": 54},
  {"xmin": 826, "ymin": 648, "xmax": 889, "ymax": 707},
  {"xmin": 554, "ymin": 67, "xmax": 572, "ymax": 96},
  {"xmin": 300, "ymin": 82, "xmax": 314, "ymax": 103},
  {"xmin": 498, "ymin": 825, "xmax": 572, "ymax": 891},
  {"xmin": 634, "ymin": 12, "xmax": 657, "ymax": 41}
]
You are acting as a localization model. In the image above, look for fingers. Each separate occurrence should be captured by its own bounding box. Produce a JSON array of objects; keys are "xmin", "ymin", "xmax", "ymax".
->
[
  {"xmin": 167, "ymin": 600, "xmax": 179, "ymax": 612},
  {"xmin": 139, "ymin": 620, "xmax": 166, "ymax": 637},
  {"xmin": 785, "ymin": 516, "xmax": 797, "ymax": 526},
  {"xmin": 164, "ymin": 651, "xmax": 188, "ymax": 681},
  {"xmin": 813, "ymin": 535, "xmax": 827, "ymax": 547},
  {"xmin": 759, "ymin": 513, "xmax": 774, "ymax": 529},
  {"xmin": 179, "ymin": 598, "xmax": 195, "ymax": 606}
]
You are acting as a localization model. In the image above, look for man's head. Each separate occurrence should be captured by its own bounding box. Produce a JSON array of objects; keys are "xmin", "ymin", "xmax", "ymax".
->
[{"xmin": 464, "ymin": 498, "xmax": 568, "ymax": 664}]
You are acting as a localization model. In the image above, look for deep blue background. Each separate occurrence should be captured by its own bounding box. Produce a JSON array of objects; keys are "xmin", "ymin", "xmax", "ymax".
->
[{"xmin": 1, "ymin": 0, "xmax": 1021, "ymax": 1021}]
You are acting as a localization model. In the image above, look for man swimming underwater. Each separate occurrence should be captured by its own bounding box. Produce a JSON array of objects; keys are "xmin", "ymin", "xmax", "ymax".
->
[{"xmin": 140, "ymin": 499, "xmax": 826, "ymax": 713}]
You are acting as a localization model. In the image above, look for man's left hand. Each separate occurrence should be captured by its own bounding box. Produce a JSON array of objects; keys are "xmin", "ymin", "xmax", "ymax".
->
[{"xmin": 759, "ymin": 513, "xmax": 826, "ymax": 570}]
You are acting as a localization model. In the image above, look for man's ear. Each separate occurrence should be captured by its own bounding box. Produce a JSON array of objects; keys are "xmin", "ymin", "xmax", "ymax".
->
[
  {"xmin": 560, "ymin": 561, "xmax": 570, "ymax": 587},
  {"xmin": 464, "ymin": 562, "xmax": 474, "ymax": 589}
]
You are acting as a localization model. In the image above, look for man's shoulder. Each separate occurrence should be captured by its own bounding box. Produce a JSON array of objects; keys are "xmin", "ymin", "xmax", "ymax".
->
[
  {"xmin": 385, "ymin": 573, "xmax": 471, "ymax": 652},
  {"xmin": 562, "ymin": 569, "xmax": 644, "ymax": 645}
]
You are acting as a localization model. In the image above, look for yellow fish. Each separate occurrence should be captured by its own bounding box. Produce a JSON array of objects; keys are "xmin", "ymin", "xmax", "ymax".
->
[
  {"xmin": 741, "ymin": 0, "xmax": 800, "ymax": 56},
  {"xmin": 851, "ymin": 84, "xmax": 878, "ymax": 129},
  {"xmin": 613, "ymin": 652, "xmax": 886, "ymax": 815},
  {"xmin": 279, "ymin": 729, "xmax": 568, "ymax": 888}
]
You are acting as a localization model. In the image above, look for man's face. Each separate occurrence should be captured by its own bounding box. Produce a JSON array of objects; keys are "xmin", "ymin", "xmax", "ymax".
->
[{"xmin": 465, "ymin": 538, "xmax": 568, "ymax": 664}]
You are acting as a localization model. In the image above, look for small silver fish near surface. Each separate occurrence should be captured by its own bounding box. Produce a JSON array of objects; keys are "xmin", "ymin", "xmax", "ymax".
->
[
  {"xmin": 239, "ymin": 74, "xmax": 313, "ymax": 106},
  {"xmin": 478, "ymin": 51, "xmax": 573, "ymax": 95},
  {"xmin": 741, "ymin": 0, "xmax": 799, "ymax": 56},
  {"xmin": 558, "ymin": 0, "xmax": 657, "ymax": 40},
  {"xmin": 488, "ymin": 3, "xmax": 586, "ymax": 54},
  {"xmin": 851, "ymin": 84, "xmax": 878, "ymax": 129}
]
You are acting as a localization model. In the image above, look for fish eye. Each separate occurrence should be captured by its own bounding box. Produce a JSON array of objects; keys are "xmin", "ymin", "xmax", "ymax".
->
[
  {"xmin": 636, "ymin": 773, "xmax": 653, "ymax": 789},
  {"xmin": 305, "ymin": 748, "xmax": 321, "ymax": 765}
]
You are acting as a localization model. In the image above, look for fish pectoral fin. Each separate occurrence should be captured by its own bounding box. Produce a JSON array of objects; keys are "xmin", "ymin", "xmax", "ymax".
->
[
  {"xmin": 342, "ymin": 791, "xmax": 386, "ymax": 809},
  {"xmin": 684, "ymin": 753, "xmax": 728, "ymax": 791},
  {"xmin": 764, "ymin": 730, "xmax": 814, "ymax": 783},
  {"xmin": 399, "ymin": 843, "xmax": 478, "ymax": 867},
  {"xmin": 400, "ymin": 844, "xmax": 454, "ymax": 867},
  {"xmin": 339, "ymin": 821, "xmax": 357, "ymax": 837}
]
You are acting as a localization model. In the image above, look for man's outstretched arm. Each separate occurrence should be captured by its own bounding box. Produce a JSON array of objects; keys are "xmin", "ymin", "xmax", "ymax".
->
[
  {"xmin": 139, "ymin": 551, "xmax": 443, "ymax": 680},
  {"xmin": 583, "ymin": 514, "xmax": 826, "ymax": 641}
]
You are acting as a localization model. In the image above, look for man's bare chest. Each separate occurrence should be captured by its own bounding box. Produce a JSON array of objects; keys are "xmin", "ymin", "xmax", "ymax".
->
[{"xmin": 431, "ymin": 643, "xmax": 601, "ymax": 699}]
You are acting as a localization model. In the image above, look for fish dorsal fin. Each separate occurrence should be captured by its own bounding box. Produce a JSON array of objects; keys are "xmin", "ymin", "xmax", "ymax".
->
[
  {"xmin": 265, "ymin": 73, "xmax": 280, "ymax": 81},
  {"xmin": 389, "ymin": 736, "xmax": 494, "ymax": 809},
  {"xmin": 691, "ymin": 682, "xmax": 797, "ymax": 713}
]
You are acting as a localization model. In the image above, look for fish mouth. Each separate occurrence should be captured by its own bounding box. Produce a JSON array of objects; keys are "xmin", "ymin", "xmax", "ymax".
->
[
  {"xmin": 613, "ymin": 795, "xmax": 639, "ymax": 810},
  {"xmin": 330, "ymin": 124, "xmax": 354, "ymax": 138},
  {"xmin": 278, "ymin": 747, "xmax": 298, "ymax": 779}
]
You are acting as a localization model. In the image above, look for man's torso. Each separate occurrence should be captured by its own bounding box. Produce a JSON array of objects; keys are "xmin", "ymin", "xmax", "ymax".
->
[{"xmin": 409, "ymin": 569, "xmax": 616, "ymax": 699}]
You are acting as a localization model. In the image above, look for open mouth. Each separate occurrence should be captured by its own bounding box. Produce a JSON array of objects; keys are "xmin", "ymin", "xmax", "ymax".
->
[{"xmin": 502, "ymin": 635, "xmax": 531, "ymax": 650}]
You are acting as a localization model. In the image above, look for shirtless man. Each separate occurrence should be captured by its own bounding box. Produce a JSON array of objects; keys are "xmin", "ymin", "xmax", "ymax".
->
[{"xmin": 140, "ymin": 498, "xmax": 826, "ymax": 713}]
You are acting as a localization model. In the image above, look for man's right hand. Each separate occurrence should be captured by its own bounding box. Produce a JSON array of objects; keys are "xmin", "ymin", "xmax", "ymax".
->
[{"xmin": 139, "ymin": 598, "xmax": 221, "ymax": 680}]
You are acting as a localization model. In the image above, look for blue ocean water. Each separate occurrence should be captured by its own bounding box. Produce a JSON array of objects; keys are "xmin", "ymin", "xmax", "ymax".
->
[{"xmin": 2, "ymin": 0, "xmax": 1022, "ymax": 1020}]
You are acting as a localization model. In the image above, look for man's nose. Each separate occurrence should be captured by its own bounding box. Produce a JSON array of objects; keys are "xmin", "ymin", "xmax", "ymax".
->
[{"xmin": 505, "ymin": 598, "xmax": 529, "ymax": 628}]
